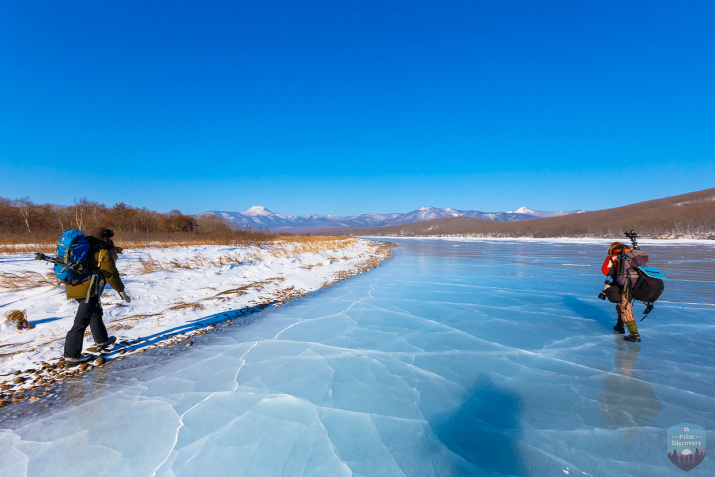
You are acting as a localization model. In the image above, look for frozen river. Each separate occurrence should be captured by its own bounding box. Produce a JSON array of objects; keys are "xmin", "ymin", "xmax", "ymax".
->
[{"xmin": 1, "ymin": 238, "xmax": 713, "ymax": 476}]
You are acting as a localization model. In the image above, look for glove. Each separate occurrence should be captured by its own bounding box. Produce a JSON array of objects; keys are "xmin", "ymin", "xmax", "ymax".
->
[{"xmin": 119, "ymin": 291, "xmax": 131, "ymax": 303}]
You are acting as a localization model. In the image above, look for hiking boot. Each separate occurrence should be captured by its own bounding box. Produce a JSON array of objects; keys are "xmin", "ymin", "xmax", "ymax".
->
[
  {"xmin": 624, "ymin": 333, "xmax": 641, "ymax": 342},
  {"xmin": 613, "ymin": 324, "xmax": 625, "ymax": 334},
  {"xmin": 63, "ymin": 355, "xmax": 92, "ymax": 366},
  {"xmin": 96, "ymin": 336, "xmax": 116, "ymax": 351}
]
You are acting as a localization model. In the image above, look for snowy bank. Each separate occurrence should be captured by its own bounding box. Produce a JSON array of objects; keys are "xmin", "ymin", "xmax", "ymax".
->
[{"xmin": 0, "ymin": 238, "xmax": 393, "ymax": 404}]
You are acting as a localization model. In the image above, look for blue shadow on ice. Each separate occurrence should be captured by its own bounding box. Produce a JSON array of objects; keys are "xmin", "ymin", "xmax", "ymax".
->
[
  {"xmin": 430, "ymin": 375, "xmax": 523, "ymax": 475},
  {"xmin": 92, "ymin": 302, "xmax": 277, "ymax": 359},
  {"xmin": 563, "ymin": 295, "xmax": 614, "ymax": 330}
]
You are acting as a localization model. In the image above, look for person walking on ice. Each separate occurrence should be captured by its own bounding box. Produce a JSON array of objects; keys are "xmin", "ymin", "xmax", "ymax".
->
[
  {"xmin": 63, "ymin": 227, "xmax": 131, "ymax": 364},
  {"xmin": 598, "ymin": 231, "xmax": 666, "ymax": 344},
  {"xmin": 601, "ymin": 241, "xmax": 641, "ymax": 342}
]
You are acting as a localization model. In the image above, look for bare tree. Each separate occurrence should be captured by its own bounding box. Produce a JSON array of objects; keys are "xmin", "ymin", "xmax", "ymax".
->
[{"xmin": 14, "ymin": 198, "xmax": 33, "ymax": 236}]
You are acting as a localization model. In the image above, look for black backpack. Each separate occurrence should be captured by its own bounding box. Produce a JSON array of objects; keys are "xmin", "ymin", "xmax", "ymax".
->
[
  {"xmin": 607, "ymin": 249, "xmax": 666, "ymax": 317},
  {"xmin": 632, "ymin": 270, "xmax": 665, "ymax": 304},
  {"xmin": 613, "ymin": 231, "xmax": 666, "ymax": 317}
]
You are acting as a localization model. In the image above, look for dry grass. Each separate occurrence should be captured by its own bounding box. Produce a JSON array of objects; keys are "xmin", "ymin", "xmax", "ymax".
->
[
  {"xmin": 0, "ymin": 243, "xmax": 55, "ymax": 255},
  {"xmin": 214, "ymin": 285, "xmax": 251, "ymax": 297},
  {"xmin": 167, "ymin": 301, "xmax": 205, "ymax": 311},
  {"xmin": 1, "ymin": 235, "xmax": 356, "ymax": 258},
  {"xmin": 217, "ymin": 252, "xmax": 248, "ymax": 266},
  {"xmin": 137, "ymin": 256, "xmax": 165, "ymax": 273},
  {"xmin": 210, "ymin": 277, "xmax": 284, "ymax": 299},
  {"xmin": 128, "ymin": 237, "xmax": 356, "ymax": 275},
  {"xmin": 106, "ymin": 312, "xmax": 162, "ymax": 332},
  {"xmin": 103, "ymin": 277, "xmax": 286, "ymax": 332},
  {"xmin": 0, "ymin": 271, "xmax": 56, "ymax": 291},
  {"xmin": 135, "ymin": 253, "xmax": 218, "ymax": 273},
  {"xmin": 231, "ymin": 249, "xmax": 263, "ymax": 262},
  {"xmin": 2, "ymin": 237, "xmax": 361, "ymax": 305},
  {"xmin": 0, "ymin": 235, "xmax": 271, "ymax": 255},
  {"xmin": 5, "ymin": 310, "xmax": 33, "ymax": 331},
  {"xmin": 167, "ymin": 254, "xmax": 211, "ymax": 269},
  {"xmin": 266, "ymin": 237, "xmax": 357, "ymax": 258},
  {"xmin": 93, "ymin": 233, "xmax": 274, "ymax": 250},
  {"xmin": 133, "ymin": 253, "xmax": 236, "ymax": 274}
]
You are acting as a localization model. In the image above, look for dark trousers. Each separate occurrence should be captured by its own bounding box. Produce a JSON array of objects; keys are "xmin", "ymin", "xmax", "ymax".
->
[{"xmin": 64, "ymin": 296, "xmax": 109, "ymax": 358}]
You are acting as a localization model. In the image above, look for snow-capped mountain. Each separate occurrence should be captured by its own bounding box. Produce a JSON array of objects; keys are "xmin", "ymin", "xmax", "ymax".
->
[
  {"xmin": 242, "ymin": 206, "xmax": 275, "ymax": 217},
  {"xmin": 504, "ymin": 206, "xmax": 580, "ymax": 219},
  {"xmin": 204, "ymin": 206, "xmax": 585, "ymax": 232}
]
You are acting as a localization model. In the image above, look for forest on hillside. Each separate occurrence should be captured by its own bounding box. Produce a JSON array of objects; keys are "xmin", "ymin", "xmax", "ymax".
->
[{"xmin": 0, "ymin": 197, "xmax": 271, "ymax": 245}]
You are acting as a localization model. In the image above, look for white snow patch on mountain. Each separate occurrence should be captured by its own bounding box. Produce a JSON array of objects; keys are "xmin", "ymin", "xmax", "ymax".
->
[
  {"xmin": 206, "ymin": 206, "xmax": 586, "ymax": 232},
  {"xmin": 241, "ymin": 206, "xmax": 273, "ymax": 216},
  {"xmin": 508, "ymin": 206, "xmax": 536, "ymax": 214},
  {"xmin": 506, "ymin": 206, "xmax": 576, "ymax": 218}
]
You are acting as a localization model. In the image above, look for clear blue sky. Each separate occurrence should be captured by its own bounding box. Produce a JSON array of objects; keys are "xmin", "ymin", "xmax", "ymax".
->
[{"xmin": 1, "ymin": 1, "xmax": 713, "ymax": 216}]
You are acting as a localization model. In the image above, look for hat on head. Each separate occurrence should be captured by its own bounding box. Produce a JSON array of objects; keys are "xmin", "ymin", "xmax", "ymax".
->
[
  {"xmin": 608, "ymin": 242, "xmax": 626, "ymax": 255},
  {"xmin": 90, "ymin": 227, "xmax": 114, "ymax": 241}
]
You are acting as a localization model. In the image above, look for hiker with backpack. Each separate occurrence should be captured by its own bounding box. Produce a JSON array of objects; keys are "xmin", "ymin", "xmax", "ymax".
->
[
  {"xmin": 62, "ymin": 227, "xmax": 130, "ymax": 364},
  {"xmin": 598, "ymin": 231, "xmax": 666, "ymax": 343},
  {"xmin": 601, "ymin": 241, "xmax": 641, "ymax": 341}
]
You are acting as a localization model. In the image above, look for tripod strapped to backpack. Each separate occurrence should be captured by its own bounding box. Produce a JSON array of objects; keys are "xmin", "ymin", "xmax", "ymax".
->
[
  {"xmin": 34, "ymin": 252, "xmax": 86, "ymax": 272},
  {"xmin": 621, "ymin": 230, "xmax": 667, "ymax": 320},
  {"xmin": 624, "ymin": 230, "xmax": 640, "ymax": 250}
]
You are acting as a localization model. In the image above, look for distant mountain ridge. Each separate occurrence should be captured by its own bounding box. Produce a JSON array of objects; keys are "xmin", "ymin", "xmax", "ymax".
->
[
  {"xmin": 205, "ymin": 205, "xmax": 584, "ymax": 232},
  {"xmin": 344, "ymin": 188, "xmax": 715, "ymax": 239}
]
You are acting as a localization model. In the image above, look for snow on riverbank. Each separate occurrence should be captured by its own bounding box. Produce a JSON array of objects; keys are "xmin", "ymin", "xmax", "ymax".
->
[{"xmin": 0, "ymin": 238, "xmax": 393, "ymax": 402}]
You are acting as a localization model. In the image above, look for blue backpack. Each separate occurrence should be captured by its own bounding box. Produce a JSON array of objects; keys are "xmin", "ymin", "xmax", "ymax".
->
[{"xmin": 54, "ymin": 230, "xmax": 93, "ymax": 285}]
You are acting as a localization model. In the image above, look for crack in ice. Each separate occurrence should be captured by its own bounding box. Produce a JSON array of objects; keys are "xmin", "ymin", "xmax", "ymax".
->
[{"xmin": 151, "ymin": 392, "xmax": 217, "ymax": 477}]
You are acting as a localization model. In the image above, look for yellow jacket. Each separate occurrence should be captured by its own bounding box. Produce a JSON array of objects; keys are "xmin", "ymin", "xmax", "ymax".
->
[{"xmin": 66, "ymin": 237, "xmax": 125, "ymax": 300}]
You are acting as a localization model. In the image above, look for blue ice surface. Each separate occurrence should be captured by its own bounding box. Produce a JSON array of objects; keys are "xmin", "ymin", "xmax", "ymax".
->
[{"xmin": 1, "ymin": 239, "xmax": 713, "ymax": 476}]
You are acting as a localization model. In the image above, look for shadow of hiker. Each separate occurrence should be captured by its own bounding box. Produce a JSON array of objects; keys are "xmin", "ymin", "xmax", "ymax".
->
[
  {"xmin": 29, "ymin": 316, "xmax": 64, "ymax": 326},
  {"xmin": 563, "ymin": 295, "xmax": 614, "ymax": 330},
  {"xmin": 429, "ymin": 374, "xmax": 523, "ymax": 475},
  {"xmin": 96, "ymin": 301, "xmax": 277, "ymax": 359}
]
